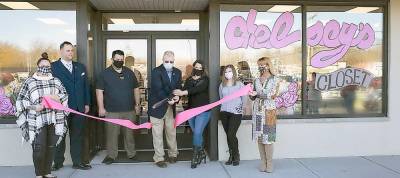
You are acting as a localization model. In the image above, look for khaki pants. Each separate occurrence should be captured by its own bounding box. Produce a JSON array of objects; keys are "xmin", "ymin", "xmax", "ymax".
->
[
  {"xmin": 106, "ymin": 111, "xmax": 137, "ymax": 159},
  {"xmin": 150, "ymin": 106, "xmax": 178, "ymax": 162}
]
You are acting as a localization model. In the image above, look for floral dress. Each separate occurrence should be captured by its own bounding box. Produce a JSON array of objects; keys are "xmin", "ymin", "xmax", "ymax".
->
[{"xmin": 252, "ymin": 76, "xmax": 279, "ymax": 144}]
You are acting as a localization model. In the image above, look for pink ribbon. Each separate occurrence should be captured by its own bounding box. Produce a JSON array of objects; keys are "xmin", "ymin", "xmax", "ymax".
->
[
  {"xmin": 174, "ymin": 84, "xmax": 253, "ymax": 127},
  {"xmin": 41, "ymin": 96, "xmax": 152, "ymax": 130}
]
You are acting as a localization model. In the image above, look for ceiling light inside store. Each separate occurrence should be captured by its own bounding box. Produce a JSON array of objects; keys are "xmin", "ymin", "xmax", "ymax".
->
[
  {"xmin": 346, "ymin": 7, "xmax": 379, "ymax": 13},
  {"xmin": 0, "ymin": 2, "xmax": 38, "ymax": 9},
  {"xmin": 267, "ymin": 5, "xmax": 300, "ymax": 12},
  {"xmin": 36, "ymin": 18, "xmax": 67, "ymax": 25},
  {"xmin": 181, "ymin": 19, "xmax": 199, "ymax": 25},
  {"xmin": 110, "ymin": 18, "xmax": 135, "ymax": 24}
]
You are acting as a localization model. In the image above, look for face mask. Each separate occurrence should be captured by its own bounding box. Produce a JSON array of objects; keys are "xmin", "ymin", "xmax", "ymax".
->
[
  {"xmin": 37, "ymin": 66, "xmax": 52, "ymax": 75},
  {"xmin": 113, "ymin": 60, "xmax": 124, "ymax": 68},
  {"xmin": 225, "ymin": 71, "xmax": 233, "ymax": 80},
  {"xmin": 258, "ymin": 66, "xmax": 269, "ymax": 74},
  {"xmin": 193, "ymin": 69, "xmax": 203, "ymax": 76},
  {"xmin": 163, "ymin": 63, "xmax": 173, "ymax": 71}
]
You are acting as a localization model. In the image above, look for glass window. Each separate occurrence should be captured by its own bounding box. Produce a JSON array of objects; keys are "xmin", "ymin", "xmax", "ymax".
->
[
  {"xmin": 0, "ymin": 2, "xmax": 76, "ymax": 120},
  {"xmin": 220, "ymin": 5, "xmax": 303, "ymax": 116},
  {"xmin": 306, "ymin": 6, "xmax": 384, "ymax": 115},
  {"xmin": 103, "ymin": 13, "xmax": 199, "ymax": 31},
  {"xmin": 220, "ymin": 4, "xmax": 386, "ymax": 119}
]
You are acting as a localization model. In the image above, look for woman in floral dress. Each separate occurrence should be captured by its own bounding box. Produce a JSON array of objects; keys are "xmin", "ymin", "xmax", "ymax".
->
[{"xmin": 249, "ymin": 57, "xmax": 279, "ymax": 173}]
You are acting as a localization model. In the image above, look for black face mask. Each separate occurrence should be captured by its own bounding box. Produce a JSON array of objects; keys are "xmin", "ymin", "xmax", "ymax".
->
[
  {"xmin": 258, "ymin": 67, "xmax": 266, "ymax": 74},
  {"xmin": 193, "ymin": 69, "xmax": 203, "ymax": 76},
  {"xmin": 113, "ymin": 60, "xmax": 124, "ymax": 68}
]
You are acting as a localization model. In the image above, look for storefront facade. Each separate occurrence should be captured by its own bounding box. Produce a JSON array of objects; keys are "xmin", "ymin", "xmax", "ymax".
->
[{"xmin": 0, "ymin": 0, "xmax": 399, "ymax": 166}]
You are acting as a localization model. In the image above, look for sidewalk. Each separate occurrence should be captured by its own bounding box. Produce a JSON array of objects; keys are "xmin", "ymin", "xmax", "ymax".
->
[{"xmin": 2, "ymin": 154, "xmax": 400, "ymax": 178}]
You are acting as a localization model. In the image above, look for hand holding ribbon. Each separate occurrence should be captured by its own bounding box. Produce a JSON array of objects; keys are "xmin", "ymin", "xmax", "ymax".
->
[{"xmin": 174, "ymin": 84, "xmax": 253, "ymax": 127}]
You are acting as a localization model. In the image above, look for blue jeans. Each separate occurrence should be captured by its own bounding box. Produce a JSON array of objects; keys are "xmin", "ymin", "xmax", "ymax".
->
[{"xmin": 189, "ymin": 111, "xmax": 211, "ymax": 147}]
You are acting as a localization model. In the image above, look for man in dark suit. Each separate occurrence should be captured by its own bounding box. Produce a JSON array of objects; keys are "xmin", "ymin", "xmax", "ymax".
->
[
  {"xmin": 148, "ymin": 51, "xmax": 182, "ymax": 168},
  {"xmin": 51, "ymin": 41, "xmax": 92, "ymax": 170}
]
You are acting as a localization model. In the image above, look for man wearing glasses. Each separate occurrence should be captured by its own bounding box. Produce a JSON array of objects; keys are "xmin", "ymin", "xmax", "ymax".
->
[
  {"xmin": 148, "ymin": 50, "xmax": 182, "ymax": 168},
  {"xmin": 96, "ymin": 50, "xmax": 141, "ymax": 165}
]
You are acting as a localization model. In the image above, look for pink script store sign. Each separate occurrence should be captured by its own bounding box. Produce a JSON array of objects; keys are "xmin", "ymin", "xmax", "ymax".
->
[{"xmin": 224, "ymin": 9, "xmax": 376, "ymax": 68}]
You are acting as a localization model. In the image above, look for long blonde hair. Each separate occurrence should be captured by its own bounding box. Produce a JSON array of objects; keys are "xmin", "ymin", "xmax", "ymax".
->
[
  {"xmin": 222, "ymin": 64, "xmax": 239, "ymax": 86},
  {"xmin": 257, "ymin": 57, "xmax": 276, "ymax": 76}
]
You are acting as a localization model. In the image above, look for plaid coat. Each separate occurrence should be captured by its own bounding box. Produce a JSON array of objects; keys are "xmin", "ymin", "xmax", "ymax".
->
[{"xmin": 15, "ymin": 73, "xmax": 69, "ymax": 143}]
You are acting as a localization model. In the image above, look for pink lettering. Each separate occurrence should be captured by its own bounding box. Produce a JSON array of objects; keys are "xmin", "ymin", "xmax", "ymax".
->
[{"xmin": 224, "ymin": 9, "xmax": 376, "ymax": 69}]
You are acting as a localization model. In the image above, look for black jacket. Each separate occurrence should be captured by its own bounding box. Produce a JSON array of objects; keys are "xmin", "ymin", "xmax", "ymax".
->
[
  {"xmin": 148, "ymin": 65, "xmax": 182, "ymax": 119},
  {"xmin": 184, "ymin": 76, "xmax": 210, "ymax": 109}
]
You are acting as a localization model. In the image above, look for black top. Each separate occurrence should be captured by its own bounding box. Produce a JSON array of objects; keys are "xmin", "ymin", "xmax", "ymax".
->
[
  {"xmin": 96, "ymin": 66, "xmax": 139, "ymax": 112},
  {"xmin": 184, "ymin": 76, "xmax": 210, "ymax": 109}
]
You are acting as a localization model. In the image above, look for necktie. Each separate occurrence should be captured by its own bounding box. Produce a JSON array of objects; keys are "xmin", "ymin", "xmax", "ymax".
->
[{"xmin": 67, "ymin": 63, "xmax": 72, "ymax": 73}]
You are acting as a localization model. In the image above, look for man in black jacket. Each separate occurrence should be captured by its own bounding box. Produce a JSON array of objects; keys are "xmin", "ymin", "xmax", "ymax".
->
[{"xmin": 51, "ymin": 41, "xmax": 92, "ymax": 170}]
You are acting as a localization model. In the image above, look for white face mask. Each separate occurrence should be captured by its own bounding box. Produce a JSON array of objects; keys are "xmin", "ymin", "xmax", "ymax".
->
[
  {"xmin": 225, "ymin": 71, "xmax": 233, "ymax": 80},
  {"xmin": 163, "ymin": 63, "xmax": 173, "ymax": 71}
]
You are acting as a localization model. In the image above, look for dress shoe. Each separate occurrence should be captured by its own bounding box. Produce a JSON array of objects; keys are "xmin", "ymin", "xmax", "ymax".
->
[
  {"xmin": 168, "ymin": 157, "xmax": 177, "ymax": 164},
  {"xmin": 51, "ymin": 164, "xmax": 63, "ymax": 171},
  {"xmin": 155, "ymin": 161, "xmax": 167, "ymax": 168},
  {"xmin": 103, "ymin": 157, "xmax": 115, "ymax": 165},
  {"xmin": 72, "ymin": 163, "xmax": 92, "ymax": 170}
]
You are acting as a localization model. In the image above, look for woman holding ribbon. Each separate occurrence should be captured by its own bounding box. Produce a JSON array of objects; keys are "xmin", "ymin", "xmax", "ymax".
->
[
  {"xmin": 15, "ymin": 53, "xmax": 68, "ymax": 178},
  {"xmin": 249, "ymin": 57, "xmax": 279, "ymax": 173},
  {"xmin": 173, "ymin": 60, "xmax": 210, "ymax": 169},
  {"xmin": 219, "ymin": 65, "xmax": 245, "ymax": 166}
]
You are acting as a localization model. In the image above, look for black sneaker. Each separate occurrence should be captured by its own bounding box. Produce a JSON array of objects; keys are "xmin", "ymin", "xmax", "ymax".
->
[
  {"xmin": 155, "ymin": 161, "xmax": 167, "ymax": 168},
  {"xmin": 103, "ymin": 157, "xmax": 115, "ymax": 165},
  {"xmin": 51, "ymin": 164, "xmax": 63, "ymax": 171}
]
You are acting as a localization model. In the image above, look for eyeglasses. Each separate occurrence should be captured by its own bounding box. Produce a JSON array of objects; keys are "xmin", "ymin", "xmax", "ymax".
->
[{"xmin": 164, "ymin": 61, "xmax": 174, "ymax": 64}]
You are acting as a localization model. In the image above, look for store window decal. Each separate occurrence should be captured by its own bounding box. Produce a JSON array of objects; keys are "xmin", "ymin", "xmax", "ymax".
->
[{"xmin": 224, "ymin": 9, "xmax": 376, "ymax": 69}]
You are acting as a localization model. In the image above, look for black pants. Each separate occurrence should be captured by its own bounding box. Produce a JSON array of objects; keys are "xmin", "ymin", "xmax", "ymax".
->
[
  {"xmin": 32, "ymin": 124, "xmax": 58, "ymax": 176},
  {"xmin": 220, "ymin": 111, "xmax": 242, "ymax": 156},
  {"xmin": 54, "ymin": 113, "xmax": 86, "ymax": 165}
]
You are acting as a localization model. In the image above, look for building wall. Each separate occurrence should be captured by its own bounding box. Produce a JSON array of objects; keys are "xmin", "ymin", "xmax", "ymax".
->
[{"xmin": 218, "ymin": 0, "xmax": 399, "ymax": 160}]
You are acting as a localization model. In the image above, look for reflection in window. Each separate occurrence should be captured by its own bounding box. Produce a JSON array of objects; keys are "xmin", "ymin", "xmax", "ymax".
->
[
  {"xmin": 306, "ymin": 6, "xmax": 383, "ymax": 115},
  {"xmin": 220, "ymin": 5, "xmax": 302, "ymax": 116},
  {"xmin": 0, "ymin": 4, "xmax": 76, "ymax": 119}
]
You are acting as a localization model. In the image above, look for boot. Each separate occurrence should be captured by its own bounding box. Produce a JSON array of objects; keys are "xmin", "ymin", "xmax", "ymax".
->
[
  {"xmin": 232, "ymin": 152, "xmax": 240, "ymax": 166},
  {"xmin": 191, "ymin": 147, "xmax": 200, "ymax": 169},
  {"xmin": 265, "ymin": 144, "xmax": 274, "ymax": 173},
  {"xmin": 197, "ymin": 146, "xmax": 207, "ymax": 165},
  {"xmin": 225, "ymin": 149, "xmax": 233, "ymax": 165},
  {"xmin": 258, "ymin": 141, "xmax": 267, "ymax": 172}
]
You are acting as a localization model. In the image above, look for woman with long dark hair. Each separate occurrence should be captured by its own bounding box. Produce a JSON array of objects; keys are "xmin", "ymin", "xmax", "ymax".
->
[{"xmin": 173, "ymin": 60, "xmax": 210, "ymax": 169}]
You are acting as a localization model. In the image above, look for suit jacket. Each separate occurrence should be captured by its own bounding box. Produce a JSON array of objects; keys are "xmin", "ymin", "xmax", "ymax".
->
[
  {"xmin": 148, "ymin": 65, "xmax": 182, "ymax": 119},
  {"xmin": 51, "ymin": 59, "xmax": 90, "ymax": 112}
]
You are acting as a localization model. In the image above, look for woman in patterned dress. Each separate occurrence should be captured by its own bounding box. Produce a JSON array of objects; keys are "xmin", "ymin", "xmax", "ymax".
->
[{"xmin": 249, "ymin": 57, "xmax": 279, "ymax": 173}]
